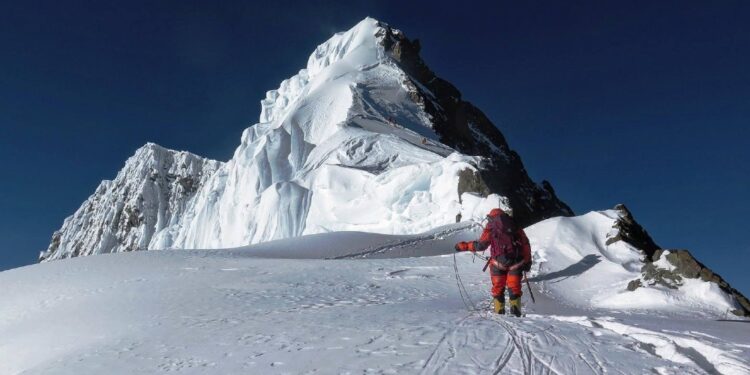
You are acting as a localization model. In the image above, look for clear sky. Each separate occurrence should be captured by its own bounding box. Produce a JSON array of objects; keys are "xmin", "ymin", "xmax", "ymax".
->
[{"xmin": 1, "ymin": 1, "xmax": 748, "ymax": 293}]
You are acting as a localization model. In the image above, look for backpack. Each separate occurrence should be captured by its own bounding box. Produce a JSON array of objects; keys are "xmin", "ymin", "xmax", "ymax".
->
[{"xmin": 488, "ymin": 214, "xmax": 521, "ymax": 265}]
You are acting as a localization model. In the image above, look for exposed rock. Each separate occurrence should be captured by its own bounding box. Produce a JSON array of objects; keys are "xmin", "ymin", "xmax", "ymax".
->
[
  {"xmin": 635, "ymin": 254, "xmax": 750, "ymax": 316},
  {"xmin": 606, "ymin": 204, "xmax": 750, "ymax": 316},
  {"xmin": 626, "ymin": 279, "xmax": 642, "ymax": 292},
  {"xmin": 606, "ymin": 204, "xmax": 660, "ymax": 261},
  {"xmin": 640, "ymin": 256, "xmax": 682, "ymax": 290},
  {"xmin": 48, "ymin": 231, "xmax": 62, "ymax": 253},
  {"xmin": 457, "ymin": 168, "xmax": 490, "ymax": 201},
  {"xmin": 658, "ymin": 249, "xmax": 750, "ymax": 316},
  {"xmin": 637, "ymin": 246, "xmax": 749, "ymax": 316},
  {"xmin": 378, "ymin": 23, "xmax": 573, "ymax": 227}
]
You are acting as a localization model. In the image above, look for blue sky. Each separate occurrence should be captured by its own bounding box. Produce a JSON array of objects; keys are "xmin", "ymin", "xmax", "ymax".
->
[{"xmin": 1, "ymin": 1, "xmax": 748, "ymax": 293}]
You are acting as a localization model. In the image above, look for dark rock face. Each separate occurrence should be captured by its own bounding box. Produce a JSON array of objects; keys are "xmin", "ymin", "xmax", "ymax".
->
[
  {"xmin": 626, "ymin": 279, "xmax": 643, "ymax": 292},
  {"xmin": 607, "ymin": 204, "xmax": 660, "ymax": 261},
  {"xmin": 377, "ymin": 24, "xmax": 573, "ymax": 227}
]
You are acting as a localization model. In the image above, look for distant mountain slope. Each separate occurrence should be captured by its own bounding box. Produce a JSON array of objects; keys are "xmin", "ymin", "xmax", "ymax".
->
[{"xmin": 39, "ymin": 144, "xmax": 222, "ymax": 261}]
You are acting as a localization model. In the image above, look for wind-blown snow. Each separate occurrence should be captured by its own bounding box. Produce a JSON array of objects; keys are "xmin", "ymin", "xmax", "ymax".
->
[{"xmin": 4, "ymin": 211, "xmax": 749, "ymax": 374}]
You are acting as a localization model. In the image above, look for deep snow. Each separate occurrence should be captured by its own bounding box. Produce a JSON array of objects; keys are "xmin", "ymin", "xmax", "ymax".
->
[{"xmin": 3, "ymin": 211, "xmax": 749, "ymax": 374}]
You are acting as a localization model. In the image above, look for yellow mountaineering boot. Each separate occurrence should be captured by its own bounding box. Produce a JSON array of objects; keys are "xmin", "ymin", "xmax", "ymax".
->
[
  {"xmin": 493, "ymin": 297, "xmax": 505, "ymax": 314},
  {"xmin": 509, "ymin": 297, "xmax": 522, "ymax": 317}
]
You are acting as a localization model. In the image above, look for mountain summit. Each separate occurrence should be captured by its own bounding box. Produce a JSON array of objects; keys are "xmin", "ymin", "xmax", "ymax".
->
[{"xmin": 41, "ymin": 18, "xmax": 570, "ymax": 260}]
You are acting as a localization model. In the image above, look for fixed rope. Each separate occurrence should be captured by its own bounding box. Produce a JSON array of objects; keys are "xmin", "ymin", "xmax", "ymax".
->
[{"xmin": 452, "ymin": 252, "xmax": 482, "ymax": 312}]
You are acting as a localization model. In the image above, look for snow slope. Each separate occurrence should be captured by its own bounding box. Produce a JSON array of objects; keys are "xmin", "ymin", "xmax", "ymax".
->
[{"xmin": 4, "ymin": 211, "xmax": 749, "ymax": 374}]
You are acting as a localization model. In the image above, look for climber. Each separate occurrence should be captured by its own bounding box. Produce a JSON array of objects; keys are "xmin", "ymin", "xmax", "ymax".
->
[{"xmin": 455, "ymin": 208, "xmax": 531, "ymax": 316}]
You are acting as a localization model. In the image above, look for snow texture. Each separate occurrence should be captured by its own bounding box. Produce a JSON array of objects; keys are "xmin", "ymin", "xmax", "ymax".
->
[{"xmin": 3, "ymin": 211, "xmax": 749, "ymax": 374}]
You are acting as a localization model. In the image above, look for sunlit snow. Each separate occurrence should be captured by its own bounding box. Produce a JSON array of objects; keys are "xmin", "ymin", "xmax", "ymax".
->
[{"xmin": 3, "ymin": 211, "xmax": 749, "ymax": 374}]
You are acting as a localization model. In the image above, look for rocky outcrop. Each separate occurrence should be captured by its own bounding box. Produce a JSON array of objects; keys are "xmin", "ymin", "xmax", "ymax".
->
[
  {"xmin": 39, "ymin": 143, "xmax": 222, "ymax": 261},
  {"xmin": 650, "ymin": 249, "xmax": 750, "ymax": 316},
  {"xmin": 457, "ymin": 168, "xmax": 491, "ymax": 200},
  {"xmin": 607, "ymin": 204, "xmax": 660, "ymax": 261},
  {"xmin": 610, "ymin": 204, "xmax": 750, "ymax": 317},
  {"xmin": 377, "ymin": 24, "xmax": 573, "ymax": 227}
]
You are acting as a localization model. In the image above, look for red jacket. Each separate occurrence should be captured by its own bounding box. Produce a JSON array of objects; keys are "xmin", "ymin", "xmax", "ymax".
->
[{"xmin": 457, "ymin": 221, "xmax": 531, "ymax": 265}]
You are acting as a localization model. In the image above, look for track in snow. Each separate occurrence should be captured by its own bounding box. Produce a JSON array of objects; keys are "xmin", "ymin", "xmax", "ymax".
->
[
  {"xmin": 417, "ymin": 311, "xmax": 689, "ymax": 375},
  {"xmin": 2, "ymin": 231, "xmax": 749, "ymax": 374}
]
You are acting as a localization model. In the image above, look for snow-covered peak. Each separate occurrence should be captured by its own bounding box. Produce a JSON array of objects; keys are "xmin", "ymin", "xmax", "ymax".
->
[
  {"xmin": 44, "ymin": 18, "xmax": 571, "ymax": 258},
  {"xmin": 158, "ymin": 18, "xmax": 518, "ymax": 250},
  {"xmin": 305, "ymin": 17, "xmax": 384, "ymax": 78},
  {"xmin": 259, "ymin": 17, "xmax": 385, "ymax": 125}
]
